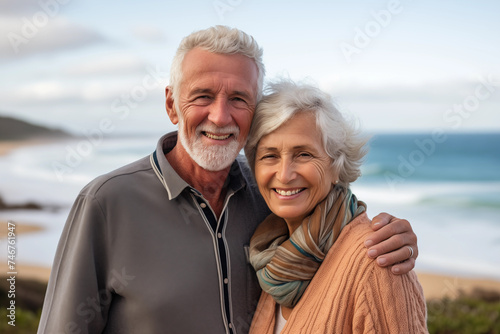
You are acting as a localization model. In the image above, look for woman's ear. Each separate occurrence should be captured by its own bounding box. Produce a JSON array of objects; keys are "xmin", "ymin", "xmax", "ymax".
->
[
  {"xmin": 165, "ymin": 86, "xmax": 179, "ymax": 125},
  {"xmin": 331, "ymin": 167, "xmax": 340, "ymax": 187}
]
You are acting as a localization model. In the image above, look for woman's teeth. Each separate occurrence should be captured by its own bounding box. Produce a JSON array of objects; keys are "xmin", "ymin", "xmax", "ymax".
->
[{"xmin": 275, "ymin": 189, "xmax": 302, "ymax": 196}]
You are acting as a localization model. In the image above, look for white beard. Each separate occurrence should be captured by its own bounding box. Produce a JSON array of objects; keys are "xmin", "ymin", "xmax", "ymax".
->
[{"xmin": 177, "ymin": 120, "xmax": 241, "ymax": 171}]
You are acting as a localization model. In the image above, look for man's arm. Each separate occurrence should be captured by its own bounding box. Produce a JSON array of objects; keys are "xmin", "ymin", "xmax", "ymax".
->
[
  {"xmin": 364, "ymin": 213, "xmax": 418, "ymax": 275},
  {"xmin": 38, "ymin": 193, "xmax": 110, "ymax": 334}
]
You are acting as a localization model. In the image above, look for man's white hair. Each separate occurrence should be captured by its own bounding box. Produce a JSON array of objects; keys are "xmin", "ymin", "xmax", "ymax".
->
[{"xmin": 169, "ymin": 25, "xmax": 265, "ymax": 106}]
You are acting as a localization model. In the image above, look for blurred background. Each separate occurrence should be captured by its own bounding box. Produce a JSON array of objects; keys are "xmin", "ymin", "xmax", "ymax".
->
[{"xmin": 1, "ymin": 0, "xmax": 500, "ymax": 330}]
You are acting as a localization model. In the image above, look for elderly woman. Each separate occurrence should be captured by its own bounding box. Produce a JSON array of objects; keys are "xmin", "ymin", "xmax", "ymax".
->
[{"xmin": 244, "ymin": 80, "xmax": 427, "ymax": 333}]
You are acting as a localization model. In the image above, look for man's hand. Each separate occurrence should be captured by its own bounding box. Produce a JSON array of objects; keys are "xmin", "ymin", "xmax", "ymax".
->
[{"xmin": 364, "ymin": 212, "xmax": 418, "ymax": 275}]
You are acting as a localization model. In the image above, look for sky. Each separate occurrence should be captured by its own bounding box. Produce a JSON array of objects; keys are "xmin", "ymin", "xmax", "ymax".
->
[{"xmin": 1, "ymin": 0, "xmax": 499, "ymax": 136}]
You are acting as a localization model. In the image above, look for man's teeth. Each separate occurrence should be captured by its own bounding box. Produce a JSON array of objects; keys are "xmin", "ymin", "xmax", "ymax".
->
[
  {"xmin": 275, "ymin": 189, "xmax": 302, "ymax": 196},
  {"xmin": 205, "ymin": 133, "xmax": 231, "ymax": 140}
]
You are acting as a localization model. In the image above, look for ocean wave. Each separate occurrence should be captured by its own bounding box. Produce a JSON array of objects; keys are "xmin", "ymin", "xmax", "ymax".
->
[
  {"xmin": 353, "ymin": 181, "xmax": 500, "ymax": 208},
  {"xmin": 417, "ymin": 255, "xmax": 500, "ymax": 280},
  {"xmin": 418, "ymin": 196, "xmax": 500, "ymax": 209}
]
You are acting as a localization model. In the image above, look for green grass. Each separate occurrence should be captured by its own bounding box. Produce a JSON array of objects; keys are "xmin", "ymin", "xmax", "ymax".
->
[
  {"xmin": 0, "ymin": 308, "xmax": 41, "ymax": 333},
  {"xmin": 0, "ymin": 276, "xmax": 46, "ymax": 333},
  {"xmin": 427, "ymin": 288, "xmax": 500, "ymax": 334}
]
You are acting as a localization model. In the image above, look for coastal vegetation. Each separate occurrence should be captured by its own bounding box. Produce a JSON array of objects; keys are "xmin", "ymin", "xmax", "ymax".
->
[{"xmin": 0, "ymin": 115, "xmax": 70, "ymax": 141}]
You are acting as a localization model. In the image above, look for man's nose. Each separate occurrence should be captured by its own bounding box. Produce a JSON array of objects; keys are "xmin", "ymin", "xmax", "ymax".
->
[{"xmin": 207, "ymin": 98, "xmax": 232, "ymax": 127}]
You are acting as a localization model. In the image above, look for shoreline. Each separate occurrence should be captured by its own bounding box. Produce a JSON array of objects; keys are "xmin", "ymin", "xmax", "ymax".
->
[
  {"xmin": 0, "ymin": 220, "xmax": 45, "ymax": 235},
  {"xmin": 0, "ymin": 138, "xmax": 58, "ymax": 157},
  {"xmin": 0, "ymin": 137, "xmax": 67, "ymax": 157}
]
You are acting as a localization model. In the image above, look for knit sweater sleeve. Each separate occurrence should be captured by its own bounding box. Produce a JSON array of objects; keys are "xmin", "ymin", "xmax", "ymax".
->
[{"xmin": 352, "ymin": 265, "xmax": 428, "ymax": 333}]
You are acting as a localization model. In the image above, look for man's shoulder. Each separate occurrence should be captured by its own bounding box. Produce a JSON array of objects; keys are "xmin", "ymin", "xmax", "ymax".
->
[
  {"xmin": 234, "ymin": 154, "xmax": 261, "ymax": 195},
  {"xmin": 234, "ymin": 154, "xmax": 253, "ymax": 179},
  {"xmin": 80, "ymin": 155, "xmax": 153, "ymax": 197}
]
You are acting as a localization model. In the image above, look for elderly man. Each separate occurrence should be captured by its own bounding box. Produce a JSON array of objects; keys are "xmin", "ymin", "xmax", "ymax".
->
[{"xmin": 38, "ymin": 26, "xmax": 418, "ymax": 334}]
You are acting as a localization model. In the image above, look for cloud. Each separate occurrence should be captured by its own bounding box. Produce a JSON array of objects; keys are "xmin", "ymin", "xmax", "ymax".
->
[
  {"xmin": 323, "ymin": 77, "xmax": 500, "ymax": 105},
  {"xmin": 131, "ymin": 25, "xmax": 167, "ymax": 43},
  {"xmin": 0, "ymin": 0, "xmax": 46, "ymax": 14},
  {"xmin": 321, "ymin": 77, "xmax": 500, "ymax": 132},
  {"xmin": 63, "ymin": 54, "xmax": 150, "ymax": 76},
  {"xmin": 0, "ymin": 63, "xmax": 168, "ymax": 107},
  {"xmin": 1, "ymin": 79, "xmax": 138, "ymax": 105},
  {"xmin": 0, "ymin": 17, "xmax": 107, "ymax": 60}
]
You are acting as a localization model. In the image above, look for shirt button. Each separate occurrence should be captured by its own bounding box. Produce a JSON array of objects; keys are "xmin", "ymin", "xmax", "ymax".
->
[
  {"xmin": 217, "ymin": 233, "xmax": 222, "ymax": 238},
  {"xmin": 224, "ymin": 278, "xmax": 228, "ymax": 284},
  {"xmin": 228, "ymin": 323, "xmax": 233, "ymax": 329},
  {"xmin": 200, "ymin": 202, "xmax": 207, "ymax": 208}
]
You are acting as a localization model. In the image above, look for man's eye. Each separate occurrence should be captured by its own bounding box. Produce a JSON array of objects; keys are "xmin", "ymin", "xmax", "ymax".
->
[
  {"xmin": 260, "ymin": 154, "xmax": 277, "ymax": 160},
  {"xmin": 231, "ymin": 97, "xmax": 248, "ymax": 105}
]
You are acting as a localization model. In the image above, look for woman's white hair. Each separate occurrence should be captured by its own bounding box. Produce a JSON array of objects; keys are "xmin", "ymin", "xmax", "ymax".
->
[
  {"xmin": 169, "ymin": 25, "xmax": 265, "ymax": 104},
  {"xmin": 244, "ymin": 79, "xmax": 368, "ymax": 187}
]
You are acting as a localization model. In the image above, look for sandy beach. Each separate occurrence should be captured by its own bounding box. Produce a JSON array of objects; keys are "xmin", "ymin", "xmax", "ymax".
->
[
  {"xmin": 0, "ymin": 220, "xmax": 44, "ymax": 235},
  {"xmin": 1, "ymin": 220, "xmax": 50, "ymax": 282},
  {"xmin": 0, "ymin": 140, "xmax": 33, "ymax": 156},
  {"xmin": 0, "ymin": 139, "xmax": 53, "ymax": 157},
  {"xmin": 417, "ymin": 272, "xmax": 500, "ymax": 300}
]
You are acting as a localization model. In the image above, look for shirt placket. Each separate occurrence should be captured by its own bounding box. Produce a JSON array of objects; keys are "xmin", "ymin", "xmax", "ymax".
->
[{"xmin": 191, "ymin": 190, "xmax": 235, "ymax": 334}]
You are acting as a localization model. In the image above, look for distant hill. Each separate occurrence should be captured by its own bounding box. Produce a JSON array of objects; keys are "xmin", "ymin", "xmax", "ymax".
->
[{"xmin": 0, "ymin": 115, "xmax": 72, "ymax": 140}]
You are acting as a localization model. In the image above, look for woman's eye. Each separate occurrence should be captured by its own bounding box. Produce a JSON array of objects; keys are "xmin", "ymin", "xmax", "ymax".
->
[{"xmin": 298, "ymin": 152, "xmax": 312, "ymax": 158}]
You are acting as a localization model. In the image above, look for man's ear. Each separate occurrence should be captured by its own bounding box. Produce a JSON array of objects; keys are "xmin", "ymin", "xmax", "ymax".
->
[{"xmin": 165, "ymin": 86, "xmax": 179, "ymax": 125}]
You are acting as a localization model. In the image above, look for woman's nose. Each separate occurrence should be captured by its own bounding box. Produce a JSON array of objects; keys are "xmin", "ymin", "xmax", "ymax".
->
[{"xmin": 277, "ymin": 159, "xmax": 296, "ymax": 184}]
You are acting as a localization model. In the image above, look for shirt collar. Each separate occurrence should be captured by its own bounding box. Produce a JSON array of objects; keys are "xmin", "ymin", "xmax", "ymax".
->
[{"xmin": 151, "ymin": 131, "xmax": 247, "ymax": 200}]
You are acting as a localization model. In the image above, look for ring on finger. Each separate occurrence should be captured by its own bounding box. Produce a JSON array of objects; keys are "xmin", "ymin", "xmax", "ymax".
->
[{"xmin": 407, "ymin": 245, "xmax": 414, "ymax": 258}]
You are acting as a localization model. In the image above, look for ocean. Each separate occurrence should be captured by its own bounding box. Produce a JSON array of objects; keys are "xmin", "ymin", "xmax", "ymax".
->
[{"xmin": 1, "ymin": 132, "xmax": 499, "ymax": 279}]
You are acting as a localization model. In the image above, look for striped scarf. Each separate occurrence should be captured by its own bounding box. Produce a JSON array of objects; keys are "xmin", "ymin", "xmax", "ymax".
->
[{"xmin": 249, "ymin": 187, "xmax": 366, "ymax": 308}]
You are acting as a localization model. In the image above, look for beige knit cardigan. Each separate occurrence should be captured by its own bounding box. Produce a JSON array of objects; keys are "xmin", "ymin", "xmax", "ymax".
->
[{"xmin": 249, "ymin": 213, "xmax": 428, "ymax": 334}]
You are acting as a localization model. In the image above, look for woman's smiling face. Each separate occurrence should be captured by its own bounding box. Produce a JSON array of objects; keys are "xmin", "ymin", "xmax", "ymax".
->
[{"xmin": 254, "ymin": 112, "xmax": 338, "ymax": 232}]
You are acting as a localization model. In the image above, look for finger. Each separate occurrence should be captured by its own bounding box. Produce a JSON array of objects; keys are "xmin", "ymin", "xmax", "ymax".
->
[
  {"xmin": 364, "ymin": 218, "xmax": 412, "ymax": 249},
  {"xmin": 370, "ymin": 212, "xmax": 393, "ymax": 231},
  {"xmin": 373, "ymin": 244, "xmax": 414, "ymax": 266},
  {"xmin": 391, "ymin": 258, "xmax": 416, "ymax": 275},
  {"xmin": 366, "ymin": 231, "xmax": 416, "ymax": 260}
]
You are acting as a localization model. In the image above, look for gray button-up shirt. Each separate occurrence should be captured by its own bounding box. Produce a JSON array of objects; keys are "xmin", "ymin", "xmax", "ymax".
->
[{"xmin": 38, "ymin": 132, "xmax": 270, "ymax": 334}]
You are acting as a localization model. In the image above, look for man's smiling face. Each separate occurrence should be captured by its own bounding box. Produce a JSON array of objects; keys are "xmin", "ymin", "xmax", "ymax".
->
[{"xmin": 171, "ymin": 48, "xmax": 259, "ymax": 171}]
